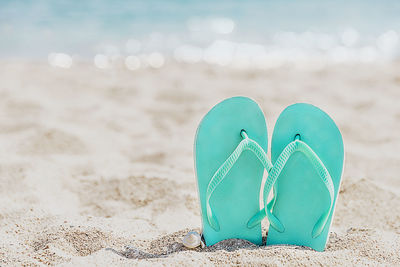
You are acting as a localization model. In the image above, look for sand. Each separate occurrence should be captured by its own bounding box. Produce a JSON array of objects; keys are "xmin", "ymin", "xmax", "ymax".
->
[{"xmin": 0, "ymin": 60, "xmax": 399, "ymax": 266}]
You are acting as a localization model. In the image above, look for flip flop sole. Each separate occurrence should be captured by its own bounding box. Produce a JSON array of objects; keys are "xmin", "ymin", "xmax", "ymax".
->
[
  {"xmin": 267, "ymin": 103, "xmax": 344, "ymax": 251},
  {"xmin": 195, "ymin": 96, "xmax": 268, "ymax": 246}
]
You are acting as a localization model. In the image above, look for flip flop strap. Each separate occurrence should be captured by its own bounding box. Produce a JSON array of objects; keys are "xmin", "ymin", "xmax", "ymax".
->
[
  {"xmin": 206, "ymin": 131, "xmax": 273, "ymax": 231},
  {"xmin": 248, "ymin": 137, "xmax": 335, "ymax": 238}
]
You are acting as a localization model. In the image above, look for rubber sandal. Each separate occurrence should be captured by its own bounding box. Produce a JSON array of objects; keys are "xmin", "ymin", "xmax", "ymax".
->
[
  {"xmin": 194, "ymin": 96, "xmax": 272, "ymax": 246},
  {"xmin": 249, "ymin": 103, "xmax": 344, "ymax": 251}
]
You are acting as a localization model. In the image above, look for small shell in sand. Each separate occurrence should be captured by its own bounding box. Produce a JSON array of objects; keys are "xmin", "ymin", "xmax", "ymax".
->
[{"xmin": 182, "ymin": 231, "xmax": 205, "ymax": 249}]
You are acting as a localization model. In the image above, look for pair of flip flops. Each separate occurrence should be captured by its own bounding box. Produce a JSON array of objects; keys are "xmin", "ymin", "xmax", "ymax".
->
[{"xmin": 194, "ymin": 97, "xmax": 344, "ymax": 251}]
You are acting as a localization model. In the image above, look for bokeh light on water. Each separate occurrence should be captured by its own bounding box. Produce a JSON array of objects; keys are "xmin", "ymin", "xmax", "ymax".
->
[{"xmin": 1, "ymin": 0, "xmax": 400, "ymax": 69}]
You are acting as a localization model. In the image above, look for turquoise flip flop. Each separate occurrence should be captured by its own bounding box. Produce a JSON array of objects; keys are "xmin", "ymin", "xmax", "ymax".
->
[
  {"xmin": 194, "ymin": 96, "xmax": 272, "ymax": 246},
  {"xmin": 251, "ymin": 103, "xmax": 344, "ymax": 251}
]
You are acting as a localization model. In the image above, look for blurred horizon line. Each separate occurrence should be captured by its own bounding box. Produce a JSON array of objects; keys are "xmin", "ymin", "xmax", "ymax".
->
[{"xmin": 1, "ymin": 0, "xmax": 400, "ymax": 69}]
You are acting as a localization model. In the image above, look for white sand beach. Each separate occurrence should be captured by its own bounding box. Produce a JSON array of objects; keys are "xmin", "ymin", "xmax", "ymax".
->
[{"xmin": 0, "ymin": 61, "xmax": 399, "ymax": 266}]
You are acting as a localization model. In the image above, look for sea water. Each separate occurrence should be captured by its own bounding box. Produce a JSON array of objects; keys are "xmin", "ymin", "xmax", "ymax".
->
[{"xmin": 1, "ymin": 0, "xmax": 400, "ymax": 68}]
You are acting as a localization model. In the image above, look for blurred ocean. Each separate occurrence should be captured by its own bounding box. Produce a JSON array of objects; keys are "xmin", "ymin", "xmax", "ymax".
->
[{"xmin": 1, "ymin": 0, "xmax": 400, "ymax": 68}]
